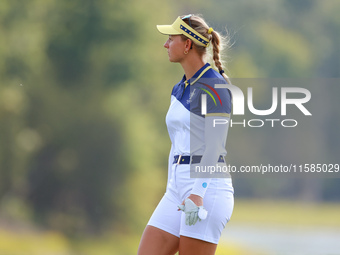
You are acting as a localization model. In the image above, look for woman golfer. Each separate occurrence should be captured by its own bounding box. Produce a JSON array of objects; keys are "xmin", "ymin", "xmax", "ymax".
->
[{"xmin": 138, "ymin": 14, "xmax": 234, "ymax": 255}]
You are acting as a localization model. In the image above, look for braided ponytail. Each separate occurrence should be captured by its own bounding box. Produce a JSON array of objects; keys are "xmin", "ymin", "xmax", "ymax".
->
[
  {"xmin": 180, "ymin": 14, "xmax": 231, "ymax": 84},
  {"xmin": 210, "ymin": 30, "xmax": 231, "ymax": 84}
]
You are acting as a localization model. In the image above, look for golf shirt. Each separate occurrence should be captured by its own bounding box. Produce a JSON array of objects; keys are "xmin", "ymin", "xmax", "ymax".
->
[{"xmin": 165, "ymin": 63, "xmax": 232, "ymax": 198}]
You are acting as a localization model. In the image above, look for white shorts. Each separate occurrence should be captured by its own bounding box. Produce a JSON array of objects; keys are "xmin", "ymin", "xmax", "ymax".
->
[{"xmin": 147, "ymin": 163, "xmax": 234, "ymax": 244}]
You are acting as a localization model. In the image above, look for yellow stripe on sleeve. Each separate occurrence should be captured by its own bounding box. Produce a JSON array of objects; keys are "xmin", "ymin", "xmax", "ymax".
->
[{"xmin": 205, "ymin": 113, "xmax": 231, "ymax": 118}]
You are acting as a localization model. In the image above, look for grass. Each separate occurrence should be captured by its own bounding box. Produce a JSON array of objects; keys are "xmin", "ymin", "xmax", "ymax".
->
[
  {"xmin": 0, "ymin": 229, "xmax": 71, "ymax": 255},
  {"xmin": 215, "ymin": 242, "xmax": 268, "ymax": 255},
  {"xmin": 231, "ymin": 199, "xmax": 340, "ymax": 227}
]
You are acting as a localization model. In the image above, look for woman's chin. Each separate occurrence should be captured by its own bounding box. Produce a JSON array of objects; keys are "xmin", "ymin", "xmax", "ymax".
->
[{"xmin": 169, "ymin": 57, "xmax": 178, "ymax": 63}]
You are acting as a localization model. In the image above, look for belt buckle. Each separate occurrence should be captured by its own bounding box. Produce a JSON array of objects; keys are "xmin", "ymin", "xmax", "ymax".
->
[{"xmin": 176, "ymin": 155, "xmax": 182, "ymax": 165}]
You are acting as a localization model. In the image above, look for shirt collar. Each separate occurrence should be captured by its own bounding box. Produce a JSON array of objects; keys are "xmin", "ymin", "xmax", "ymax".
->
[
  {"xmin": 190, "ymin": 63, "xmax": 211, "ymax": 80},
  {"xmin": 179, "ymin": 63, "xmax": 211, "ymax": 87},
  {"xmin": 178, "ymin": 63, "xmax": 210, "ymax": 85}
]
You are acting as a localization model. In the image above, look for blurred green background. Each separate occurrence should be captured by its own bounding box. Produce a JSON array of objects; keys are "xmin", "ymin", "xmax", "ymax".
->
[{"xmin": 0, "ymin": 0, "xmax": 339, "ymax": 254}]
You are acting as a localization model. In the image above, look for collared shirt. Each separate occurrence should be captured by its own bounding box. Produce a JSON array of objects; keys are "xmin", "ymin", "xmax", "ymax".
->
[{"xmin": 166, "ymin": 63, "xmax": 233, "ymax": 198}]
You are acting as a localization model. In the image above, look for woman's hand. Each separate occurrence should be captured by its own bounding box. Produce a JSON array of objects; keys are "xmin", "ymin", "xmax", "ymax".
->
[
  {"xmin": 181, "ymin": 194, "xmax": 203, "ymax": 207},
  {"xmin": 177, "ymin": 194, "xmax": 207, "ymax": 226}
]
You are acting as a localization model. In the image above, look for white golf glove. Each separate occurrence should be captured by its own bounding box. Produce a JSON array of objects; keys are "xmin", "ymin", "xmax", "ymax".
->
[{"xmin": 178, "ymin": 198, "xmax": 208, "ymax": 226}]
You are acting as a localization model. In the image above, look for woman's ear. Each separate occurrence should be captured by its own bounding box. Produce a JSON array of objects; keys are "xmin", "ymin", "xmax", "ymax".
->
[{"xmin": 185, "ymin": 39, "xmax": 192, "ymax": 51}]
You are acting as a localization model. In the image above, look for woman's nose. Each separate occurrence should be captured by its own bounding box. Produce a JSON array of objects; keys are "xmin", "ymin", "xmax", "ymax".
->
[{"xmin": 164, "ymin": 40, "xmax": 169, "ymax": 48}]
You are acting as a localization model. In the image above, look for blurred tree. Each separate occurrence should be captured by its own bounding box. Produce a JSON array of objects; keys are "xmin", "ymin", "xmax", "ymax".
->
[
  {"xmin": 0, "ymin": 0, "xmax": 159, "ymax": 234},
  {"xmin": 0, "ymin": 0, "xmax": 178, "ymax": 235}
]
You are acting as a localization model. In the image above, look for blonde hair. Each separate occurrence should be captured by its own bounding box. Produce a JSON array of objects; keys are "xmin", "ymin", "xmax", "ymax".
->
[{"xmin": 180, "ymin": 14, "xmax": 231, "ymax": 83}]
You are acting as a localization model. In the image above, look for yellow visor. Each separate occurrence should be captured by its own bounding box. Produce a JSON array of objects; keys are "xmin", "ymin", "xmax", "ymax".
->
[{"xmin": 157, "ymin": 17, "xmax": 210, "ymax": 47}]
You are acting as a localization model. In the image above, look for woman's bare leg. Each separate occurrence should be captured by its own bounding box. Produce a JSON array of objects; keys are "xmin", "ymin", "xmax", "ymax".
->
[
  {"xmin": 179, "ymin": 236, "xmax": 217, "ymax": 255},
  {"xmin": 137, "ymin": 225, "xmax": 179, "ymax": 255}
]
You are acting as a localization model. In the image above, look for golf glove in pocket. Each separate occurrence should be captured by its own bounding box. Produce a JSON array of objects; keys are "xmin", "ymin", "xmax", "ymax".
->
[{"xmin": 178, "ymin": 198, "xmax": 208, "ymax": 226}]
